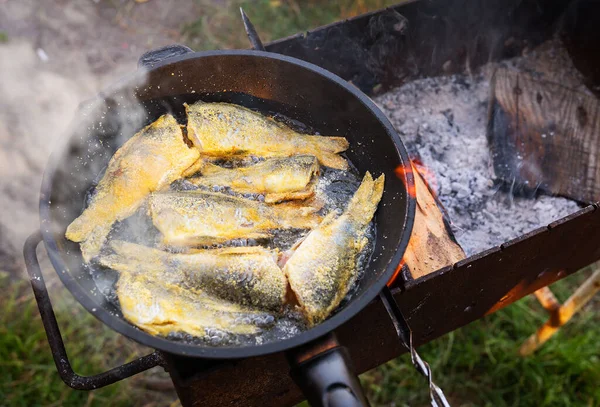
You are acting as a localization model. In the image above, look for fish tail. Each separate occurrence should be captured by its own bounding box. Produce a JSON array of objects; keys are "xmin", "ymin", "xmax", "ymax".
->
[
  {"xmin": 290, "ymin": 212, "xmax": 322, "ymax": 229},
  {"xmin": 311, "ymin": 136, "xmax": 349, "ymax": 153},
  {"xmin": 182, "ymin": 157, "xmax": 210, "ymax": 178},
  {"xmin": 65, "ymin": 222, "xmax": 85, "ymax": 243},
  {"xmin": 78, "ymin": 223, "xmax": 112, "ymax": 262},
  {"xmin": 97, "ymin": 254, "xmax": 136, "ymax": 274},
  {"xmin": 304, "ymin": 136, "xmax": 349, "ymax": 170},
  {"xmin": 345, "ymin": 172, "xmax": 385, "ymax": 226},
  {"xmin": 110, "ymin": 240, "xmax": 163, "ymax": 260},
  {"xmin": 264, "ymin": 189, "xmax": 315, "ymax": 203},
  {"xmin": 65, "ymin": 212, "xmax": 94, "ymax": 243},
  {"xmin": 275, "ymin": 196, "xmax": 323, "ymax": 214},
  {"xmin": 275, "ymin": 206, "xmax": 323, "ymax": 229},
  {"xmin": 199, "ymin": 162, "xmax": 227, "ymax": 176}
]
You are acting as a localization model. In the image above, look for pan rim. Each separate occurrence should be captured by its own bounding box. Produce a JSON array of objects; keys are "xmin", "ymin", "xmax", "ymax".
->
[{"xmin": 39, "ymin": 49, "xmax": 416, "ymax": 359}]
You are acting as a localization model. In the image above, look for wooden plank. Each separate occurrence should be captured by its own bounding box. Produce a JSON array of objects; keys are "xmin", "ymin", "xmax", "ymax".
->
[
  {"xmin": 167, "ymin": 203, "xmax": 600, "ymax": 407},
  {"xmin": 402, "ymin": 163, "xmax": 465, "ymax": 279},
  {"xmin": 488, "ymin": 68, "xmax": 600, "ymax": 203}
]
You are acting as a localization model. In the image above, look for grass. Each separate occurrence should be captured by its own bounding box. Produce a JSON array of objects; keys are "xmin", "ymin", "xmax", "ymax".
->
[
  {"xmin": 360, "ymin": 269, "xmax": 600, "ymax": 407},
  {"xmin": 180, "ymin": 0, "xmax": 401, "ymax": 51},
  {"xmin": 3, "ymin": 268, "xmax": 597, "ymax": 406},
  {"xmin": 0, "ymin": 272, "xmax": 174, "ymax": 407}
]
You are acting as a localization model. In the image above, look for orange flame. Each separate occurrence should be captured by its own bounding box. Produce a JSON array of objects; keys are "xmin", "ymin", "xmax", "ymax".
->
[
  {"xmin": 411, "ymin": 158, "xmax": 438, "ymax": 194},
  {"xmin": 387, "ymin": 160, "xmax": 416, "ymax": 287},
  {"xmin": 387, "ymin": 259, "xmax": 406, "ymax": 288},
  {"xmin": 394, "ymin": 162, "xmax": 416, "ymax": 199}
]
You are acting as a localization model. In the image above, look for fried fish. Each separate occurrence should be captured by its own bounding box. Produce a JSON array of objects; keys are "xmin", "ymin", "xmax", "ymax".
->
[
  {"xmin": 188, "ymin": 156, "xmax": 319, "ymax": 203},
  {"xmin": 116, "ymin": 271, "xmax": 275, "ymax": 338},
  {"xmin": 185, "ymin": 102, "xmax": 349, "ymax": 169},
  {"xmin": 148, "ymin": 191, "xmax": 322, "ymax": 246},
  {"xmin": 65, "ymin": 114, "xmax": 200, "ymax": 262},
  {"xmin": 283, "ymin": 172, "xmax": 384, "ymax": 325},
  {"xmin": 99, "ymin": 240, "xmax": 288, "ymax": 310}
]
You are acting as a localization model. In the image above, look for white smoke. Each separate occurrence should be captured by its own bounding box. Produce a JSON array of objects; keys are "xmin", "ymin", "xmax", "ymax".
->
[{"xmin": 0, "ymin": 39, "xmax": 144, "ymax": 276}]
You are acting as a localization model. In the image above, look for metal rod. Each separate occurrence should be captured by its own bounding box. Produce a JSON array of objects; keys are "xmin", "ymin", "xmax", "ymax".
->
[
  {"xmin": 240, "ymin": 8, "xmax": 266, "ymax": 51},
  {"xmin": 379, "ymin": 286, "xmax": 450, "ymax": 407},
  {"xmin": 520, "ymin": 264, "xmax": 600, "ymax": 356},
  {"xmin": 532, "ymin": 286, "xmax": 560, "ymax": 314},
  {"xmin": 24, "ymin": 231, "xmax": 163, "ymax": 390}
]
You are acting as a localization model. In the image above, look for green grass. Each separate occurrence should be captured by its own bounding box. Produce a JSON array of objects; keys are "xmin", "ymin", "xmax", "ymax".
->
[
  {"xmin": 361, "ymin": 270, "xmax": 600, "ymax": 407},
  {"xmin": 3, "ymin": 269, "xmax": 597, "ymax": 406},
  {"xmin": 181, "ymin": 0, "xmax": 402, "ymax": 51},
  {"xmin": 0, "ymin": 273, "xmax": 160, "ymax": 407}
]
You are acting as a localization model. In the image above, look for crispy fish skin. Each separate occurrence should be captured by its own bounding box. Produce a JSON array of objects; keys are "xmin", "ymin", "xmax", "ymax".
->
[
  {"xmin": 283, "ymin": 172, "xmax": 384, "ymax": 326},
  {"xmin": 148, "ymin": 191, "xmax": 322, "ymax": 246},
  {"xmin": 99, "ymin": 240, "xmax": 288, "ymax": 310},
  {"xmin": 181, "ymin": 156, "xmax": 209, "ymax": 178},
  {"xmin": 65, "ymin": 114, "xmax": 200, "ymax": 262},
  {"xmin": 116, "ymin": 272, "xmax": 275, "ymax": 338},
  {"xmin": 188, "ymin": 156, "xmax": 320, "ymax": 203},
  {"xmin": 185, "ymin": 102, "xmax": 349, "ymax": 169}
]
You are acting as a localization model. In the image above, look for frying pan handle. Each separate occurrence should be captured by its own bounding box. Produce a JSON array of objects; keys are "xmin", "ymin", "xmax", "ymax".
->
[
  {"xmin": 287, "ymin": 333, "xmax": 370, "ymax": 407},
  {"xmin": 23, "ymin": 231, "xmax": 163, "ymax": 390},
  {"xmin": 137, "ymin": 44, "xmax": 194, "ymax": 69}
]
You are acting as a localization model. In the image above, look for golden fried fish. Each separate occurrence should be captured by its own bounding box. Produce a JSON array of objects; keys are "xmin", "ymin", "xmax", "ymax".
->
[
  {"xmin": 185, "ymin": 102, "xmax": 349, "ymax": 169},
  {"xmin": 116, "ymin": 272, "xmax": 275, "ymax": 338},
  {"xmin": 181, "ymin": 156, "xmax": 210, "ymax": 178},
  {"xmin": 99, "ymin": 240, "xmax": 287, "ymax": 310},
  {"xmin": 188, "ymin": 156, "xmax": 319, "ymax": 203},
  {"xmin": 283, "ymin": 172, "xmax": 384, "ymax": 326},
  {"xmin": 65, "ymin": 114, "xmax": 200, "ymax": 262},
  {"xmin": 148, "ymin": 191, "xmax": 322, "ymax": 246}
]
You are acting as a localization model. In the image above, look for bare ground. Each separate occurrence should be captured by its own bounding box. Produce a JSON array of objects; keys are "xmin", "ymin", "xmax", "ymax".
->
[{"xmin": 0, "ymin": 0, "xmax": 203, "ymax": 276}]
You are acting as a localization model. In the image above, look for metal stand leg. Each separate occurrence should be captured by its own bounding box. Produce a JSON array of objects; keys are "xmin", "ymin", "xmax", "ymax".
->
[
  {"xmin": 24, "ymin": 231, "xmax": 163, "ymax": 390},
  {"xmin": 520, "ymin": 264, "xmax": 600, "ymax": 356}
]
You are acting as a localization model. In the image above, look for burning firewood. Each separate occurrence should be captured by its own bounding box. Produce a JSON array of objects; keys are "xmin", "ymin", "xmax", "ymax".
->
[
  {"xmin": 392, "ymin": 162, "xmax": 466, "ymax": 283},
  {"xmin": 488, "ymin": 67, "xmax": 600, "ymax": 203}
]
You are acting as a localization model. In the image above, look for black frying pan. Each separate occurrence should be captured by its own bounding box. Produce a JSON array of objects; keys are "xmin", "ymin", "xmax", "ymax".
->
[{"xmin": 27, "ymin": 48, "xmax": 415, "ymax": 406}]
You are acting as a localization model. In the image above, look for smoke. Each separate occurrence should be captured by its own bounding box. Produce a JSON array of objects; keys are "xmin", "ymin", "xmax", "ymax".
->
[{"xmin": 0, "ymin": 39, "xmax": 146, "ymax": 277}]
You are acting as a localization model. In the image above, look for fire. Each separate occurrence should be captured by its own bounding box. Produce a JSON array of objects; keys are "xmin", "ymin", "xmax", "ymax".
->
[
  {"xmin": 393, "ymin": 158, "xmax": 438, "ymax": 200},
  {"xmin": 411, "ymin": 158, "xmax": 438, "ymax": 193},
  {"xmin": 387, "ymin": 259, "xmax": 406, "ymax": 287},
  {"xmin": 394, "ymin": 162, "xmax": 416, "ymax": 199},
  {"xmin": 387, "ymin": 159, "xmax": 438, "ymax": 287}
]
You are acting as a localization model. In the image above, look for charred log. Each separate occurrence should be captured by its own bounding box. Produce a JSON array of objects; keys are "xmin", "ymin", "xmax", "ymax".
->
[
  {"xmin": 402, "ymin": 163, "xmax": 465, "ymax": 281},
  {"xmin": 488, "ymin": 67, "xmax": 600, "ymax": 203}
]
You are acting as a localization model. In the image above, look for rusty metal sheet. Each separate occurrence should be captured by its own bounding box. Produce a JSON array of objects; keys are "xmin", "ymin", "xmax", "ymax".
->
[
  {"xmin": 401, "ymin": 204, "xmax": 600, "ymax": 342},
  {"xmin": 167, "ymin": 203, "xmax": 600, "ymax": 407}
]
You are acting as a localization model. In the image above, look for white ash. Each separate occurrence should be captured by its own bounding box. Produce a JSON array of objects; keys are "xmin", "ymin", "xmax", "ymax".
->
[{"xmin": 375, "ymin": 72, "xmax": 581, "ymax": 257}]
